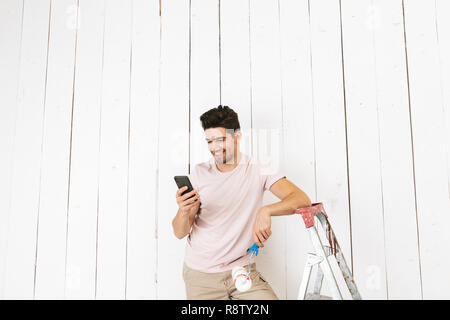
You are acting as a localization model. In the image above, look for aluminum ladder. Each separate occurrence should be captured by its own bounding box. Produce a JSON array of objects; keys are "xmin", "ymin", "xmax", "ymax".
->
[{"xmin": 295, "ymin": 202, "xmax": 361, "ymax": 300}]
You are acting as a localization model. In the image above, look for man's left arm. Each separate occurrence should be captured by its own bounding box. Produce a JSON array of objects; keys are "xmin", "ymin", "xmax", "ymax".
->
[{"xmin": 252, "ymin": 178, "xmax": 311, "ymax": 247}]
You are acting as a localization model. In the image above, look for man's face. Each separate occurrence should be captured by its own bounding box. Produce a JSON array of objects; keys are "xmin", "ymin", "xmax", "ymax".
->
[{"xmin": 204, "ymin": 127, "xmax": 241, "ymax": 164}]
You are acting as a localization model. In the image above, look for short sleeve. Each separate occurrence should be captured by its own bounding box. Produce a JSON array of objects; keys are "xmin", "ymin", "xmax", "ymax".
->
[{"xmin": 259, "ymin": 159, "xmax": 286, "ymax": 191}]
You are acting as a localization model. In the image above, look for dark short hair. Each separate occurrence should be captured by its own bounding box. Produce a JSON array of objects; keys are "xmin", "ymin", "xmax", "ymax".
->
[{"xmin": 200, "ymin": 105, "xmax": 241, "ymax": 134}]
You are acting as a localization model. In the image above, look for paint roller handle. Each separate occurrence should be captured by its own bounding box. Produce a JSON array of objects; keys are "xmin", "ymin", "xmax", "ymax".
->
[
  {"xmin": 248, "ymin": 243, "xmax": 259, "ymax": 256},
  {"xmin": 247, "ymin": 243, "xmax": 260, "ymax": 274}
]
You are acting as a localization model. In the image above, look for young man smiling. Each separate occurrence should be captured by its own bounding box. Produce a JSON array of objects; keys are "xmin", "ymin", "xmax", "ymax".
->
[{"xmin": 172, "ymin": 105, "xmax": 311, "ymax": 300}]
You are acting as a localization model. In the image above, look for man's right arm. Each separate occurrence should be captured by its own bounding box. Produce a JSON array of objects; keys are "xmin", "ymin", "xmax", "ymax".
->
[
  {"xmin": 172, "ymin": 186, "xmax": 201, "ymax": 239},
  {"xmin": 172, "ymin": 207, "xmax": 197, "ymax": 239}
]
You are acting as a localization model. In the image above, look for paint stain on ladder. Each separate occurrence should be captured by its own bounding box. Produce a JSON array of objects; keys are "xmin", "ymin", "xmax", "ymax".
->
[{"xmin": 324, "ymin": 214, "xmax": 338, "ymax": 258}]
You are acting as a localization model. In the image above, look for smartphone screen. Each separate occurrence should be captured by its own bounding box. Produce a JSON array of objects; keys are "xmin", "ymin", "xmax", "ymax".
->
[{"xmin": 174, "ymin": 175, "xmax": 195, "ymax": 199}]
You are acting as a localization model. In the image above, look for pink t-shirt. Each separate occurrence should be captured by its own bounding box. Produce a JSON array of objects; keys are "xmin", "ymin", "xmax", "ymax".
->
[{"xmin": 184, "ymin": 152, "xmax": 286, "ymax": 273}]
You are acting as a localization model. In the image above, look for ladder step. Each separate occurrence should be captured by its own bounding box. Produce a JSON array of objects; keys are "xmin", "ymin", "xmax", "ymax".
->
[{"xmin": 305, "ymin": 293, "xmax": 333, "ymax": 300}]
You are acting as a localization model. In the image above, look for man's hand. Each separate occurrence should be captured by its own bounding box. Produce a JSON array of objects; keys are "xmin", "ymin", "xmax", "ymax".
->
[
  {"xmin": 176, "ymin": 186, "xmax": 201, "ymax": 218},
  {"xmin": 252, "ymin": 207, "xmax": 272, "ymax": 247}
]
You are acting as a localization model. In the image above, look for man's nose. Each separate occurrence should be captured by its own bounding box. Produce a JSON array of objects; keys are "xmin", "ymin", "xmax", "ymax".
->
[{"xmin": 211, "ymin": 140, "xmax": 222, "ymax": 149}]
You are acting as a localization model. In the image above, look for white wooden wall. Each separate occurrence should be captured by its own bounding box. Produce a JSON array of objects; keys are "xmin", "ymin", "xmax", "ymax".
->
[{"xmin": 1, "ymin": 0, "xmax": 449, "ymax": 300}]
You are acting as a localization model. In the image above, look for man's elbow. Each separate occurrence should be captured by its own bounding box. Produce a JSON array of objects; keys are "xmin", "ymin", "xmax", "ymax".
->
[
  {"xmin": 297, "ymin": 192, "xmax": 311, "ymax": 208},
  {"xmin": 173, "ymin": 229, "xmax": 186, "ymax": 240},
  {"xmin": 304, "ymin": 194, "xmax": 312, "ymax": 207},
  {"xmin": 305, "ymin": 198, "xmax": 311, "ymax": 207},
  {"xmin": 174, "ymin": 233, "xmax": 186, "ymax": 240}
]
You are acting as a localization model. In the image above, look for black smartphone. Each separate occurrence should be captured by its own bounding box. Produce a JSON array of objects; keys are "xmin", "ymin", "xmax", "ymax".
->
[{"xmin": 174, "ymin": 175, "xmax": 195, "ymax": 199}]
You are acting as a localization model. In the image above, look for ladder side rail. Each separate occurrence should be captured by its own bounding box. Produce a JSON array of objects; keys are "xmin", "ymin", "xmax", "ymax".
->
[
  {"xmin": 316, "ymin": 213, "xmax": 362, "ymax": 300},
  {"xmin": 334, "ymin": 251, "xmax": 362, "ymax": 300}
]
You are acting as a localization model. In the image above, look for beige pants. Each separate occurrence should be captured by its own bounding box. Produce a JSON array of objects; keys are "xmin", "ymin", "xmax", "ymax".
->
[{"xmin": 182, "ymin": 262, "xmax": 279, "ymax": 300}]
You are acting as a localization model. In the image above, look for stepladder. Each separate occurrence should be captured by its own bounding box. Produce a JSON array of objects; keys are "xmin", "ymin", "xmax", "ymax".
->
[{"xmin": 295, "ymin": 202, "xmax": 362, "ymax": 300}]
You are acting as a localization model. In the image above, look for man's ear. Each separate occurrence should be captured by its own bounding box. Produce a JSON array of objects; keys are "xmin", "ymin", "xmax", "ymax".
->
[{"xmin": 235, "ymin": 130, "xmax": 242, "ymax": 142}]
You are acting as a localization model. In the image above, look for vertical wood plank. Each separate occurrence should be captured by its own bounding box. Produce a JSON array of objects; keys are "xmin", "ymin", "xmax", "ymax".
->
[
  {"xmin": 278, "ymin": 0, "xmax": 316, "ymax": 300},
  {"xmin": 249, "ymin": 0, "xmax": 286, "ymax": 300},
  {"xmin": 0, "ymin": 0, "xmax": 23, "ymax": 299},
  {"xmin": 33, "ymin": 0, "xmax": 78, "ymax": 299},
  {"xmin": 372, "ymin": 0, "xmax": 421, "ymax": 299},
  {"xmin": 3, "ymin": 0, "xmax": 51, "ymax": 299},
  {"xmin": 95, "ymin": 0, "xmax": 132, "ymax": 299},
  {"xmin": 189, "ymin": 0, "xmax": 221, "ymax": 166},
  {"xmin": 125, "ymin": 0, "xmax": 160, "ymax": 299},
  {"xmin": 157, "ymin": 0, "xmax": 190, "ymax": 300},
  {"xmin": 64, "ymin": 0, "xmax": 105, "ymax": 299},
  {"xmin": 340, "ymin": 0, "xmax": 387, "ymax": 299},
  {"xmin": 220, "ymin": 0, "xmax": 253, "ymax": 155},
  {"xmin": 309, "ymin": 0, "xmax": 352, "ymax": 282},
  {"xmin": 403, "ymin": 0, "xmax": 450, "ymax": 299}
]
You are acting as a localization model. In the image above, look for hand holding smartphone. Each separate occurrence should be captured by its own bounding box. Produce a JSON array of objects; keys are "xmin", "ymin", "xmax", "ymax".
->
[
  {"xmin": 174, "ymin": 176, "xmax": 194, "ymax": 198},
  {"xmin": 174, "ymin": 175, "xmax": 200, "ymax": 216}
]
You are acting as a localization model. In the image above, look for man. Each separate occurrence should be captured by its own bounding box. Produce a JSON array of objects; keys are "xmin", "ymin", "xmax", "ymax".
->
[{"xmin": 172, "ymin": 105, "xmax": 311, "ymax": 300}]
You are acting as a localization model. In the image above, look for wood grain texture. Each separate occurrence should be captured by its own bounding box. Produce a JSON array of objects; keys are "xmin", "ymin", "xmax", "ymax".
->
[
  {"xmin": 156, "ymin": 0, "xmax": 190, "ymax": 300},
  {"xmin": 33, "ymin": 0, "xmax": 78, "ymax": 299},
  {"xmin": 249, "ymin": 0, "xmax": 286, "ymax": 300},
  {"xmin": 3, "ymin": 0, "xmax": 51, "ymax": 299},
  {"xmin": 340, "ymin": 0, "xmax": 387, "ymax": 299},
  {"xmin": 125, "ymin": 0, "xmax": 160, "ymax": 300},
  {"xmin": 64, "ymin": 0, "xmax": 105, "ymax": 299},
  {"xmin": 95, "ymin": 0, "xmax": 132, "ymax": 299},
  {"xmin": 403, "ymin": 0, "xmax": 450, "ymax": 299},
  {"xmin": 279, "ymin": 0, "xmax": 316, "ymax": 300}
]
